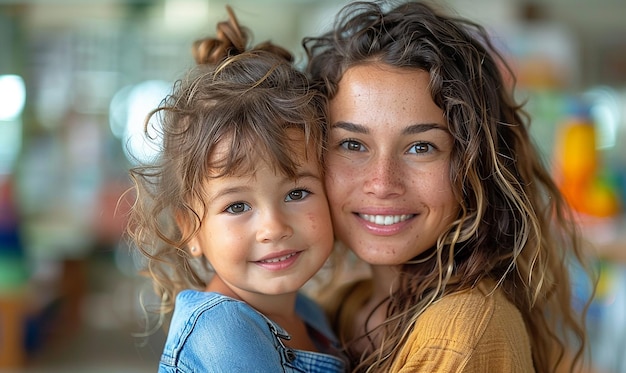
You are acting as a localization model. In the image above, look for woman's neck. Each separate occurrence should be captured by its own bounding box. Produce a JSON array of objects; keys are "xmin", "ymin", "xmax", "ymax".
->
[
  {"xmin": 369, "ymin": 264, "xmax": 400, "ymax": 302},
  {"xmin": 347, "ymin": 265, "xmax": 399, "ymax": 356}
]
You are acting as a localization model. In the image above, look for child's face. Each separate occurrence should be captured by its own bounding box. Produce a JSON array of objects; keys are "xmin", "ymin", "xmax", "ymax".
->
[{"xmin": 190, "ymin": 131, "xmax": 333, "ymax": 298}]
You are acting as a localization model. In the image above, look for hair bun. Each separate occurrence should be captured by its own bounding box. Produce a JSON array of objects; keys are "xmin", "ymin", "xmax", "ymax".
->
[
  {"xmin": 252, "ymin": 41, "xmax": 294, "ymax": 63},
  {"xmin": 192, "ymin": 5, "xmax": 248, "ymax": 65}
]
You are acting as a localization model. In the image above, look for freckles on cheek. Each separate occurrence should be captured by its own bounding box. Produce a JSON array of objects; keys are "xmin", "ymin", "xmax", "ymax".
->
[{"xmin": 307, "ymin": 213, "xmax": 318, "ymax": 231}]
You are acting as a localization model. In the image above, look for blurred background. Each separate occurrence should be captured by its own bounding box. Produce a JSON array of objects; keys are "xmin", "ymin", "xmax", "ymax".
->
[{"xmin": 1, "ymin": 0, "xmax": 626, "ymax": 372}]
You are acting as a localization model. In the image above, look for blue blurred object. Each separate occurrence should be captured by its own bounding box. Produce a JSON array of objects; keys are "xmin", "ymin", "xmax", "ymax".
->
[
  {"xmin": 0, "ymin": 176, "xmax": 28, "ymax": 291},
  {"xmin": 572, "ymin": 258, "xmax": 626, "ymax": 373}
]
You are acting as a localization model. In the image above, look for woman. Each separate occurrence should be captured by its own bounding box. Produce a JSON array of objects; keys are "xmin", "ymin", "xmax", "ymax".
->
[{"xmin": 304, "ymin": 1, "xmax": 592, "ymax": 372}]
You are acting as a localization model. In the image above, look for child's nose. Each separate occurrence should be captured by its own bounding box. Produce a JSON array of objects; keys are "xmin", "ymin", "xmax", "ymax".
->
[{"xmin": 256, "ymin": 209, "xmax": 294, "ymax": 243}]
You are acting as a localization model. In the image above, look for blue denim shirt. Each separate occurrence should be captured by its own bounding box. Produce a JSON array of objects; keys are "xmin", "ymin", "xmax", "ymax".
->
[{"xmin": 159, "ymin": 290, "xmax": 346, "ymax": 372}]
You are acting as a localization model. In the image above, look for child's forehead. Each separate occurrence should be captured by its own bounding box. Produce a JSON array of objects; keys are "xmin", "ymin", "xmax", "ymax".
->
[
  {"xmin": 213, "ymin": 127, "xmax": 309, "ymax": 155},
  {"xmin": 206, "ymin": 128, "xmax": 314, "ymax": 176}
]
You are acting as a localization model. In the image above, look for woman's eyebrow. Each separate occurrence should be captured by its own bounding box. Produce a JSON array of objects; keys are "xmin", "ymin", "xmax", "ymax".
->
[
  {"xmin": 332, "ymin": 121, "xmax": 446, "ymax": 135},
  {"xmin": 403, "ymin": 123, "xmax": 446, "ymax": 135},
  {"xmin": 331, "ymin": 121, "xmax": 369, "ymax": 134}
]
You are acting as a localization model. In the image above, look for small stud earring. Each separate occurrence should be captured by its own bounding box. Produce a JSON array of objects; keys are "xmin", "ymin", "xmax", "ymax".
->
[{"xmin": 190, "ymin": 246, "xmax": 198, "ymax": 253}]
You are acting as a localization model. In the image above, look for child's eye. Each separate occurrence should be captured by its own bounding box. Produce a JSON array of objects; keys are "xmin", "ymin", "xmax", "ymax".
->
[
  {"xmin": 285, "ymin": 189, "xmax": 311, "ymax": 202},
  {"xmin": 225, "ymin": 202, "xmax": 251, "ymax": 214},
  {"xmin": 340, "ymin": 139, "xmax": 366, "ymax": 152}
]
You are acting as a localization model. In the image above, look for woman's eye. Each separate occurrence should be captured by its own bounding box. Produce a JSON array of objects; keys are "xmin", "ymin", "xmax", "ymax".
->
[
  {"xmin": 340, "ymin": 140, "xmax": 365, "ymax": 152},
  {"xmin": 225, "ymin": 202, "xmax": 250, "ymax": 214},
  {"xmin": 285, "ymin": 189, "xmax": 310, "ymax": 202},
  {"xmin": 408, "ymin": 142, "xmax": 434, "ymax": 154}
]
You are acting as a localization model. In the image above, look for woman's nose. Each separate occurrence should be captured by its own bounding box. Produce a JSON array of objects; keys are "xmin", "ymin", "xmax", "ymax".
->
[
  {"xmin": 256, "ymin": 209, "xmax": 294, "ymax": 243},
  {"xmin": 362, "ymin": 155, "xmax": 406, "ymax": 198}
]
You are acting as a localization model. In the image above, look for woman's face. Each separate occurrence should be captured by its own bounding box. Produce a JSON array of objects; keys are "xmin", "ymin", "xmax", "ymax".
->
[{"xmin": 326, "ymin": 63, "xmax": 460, "ymax": 266}]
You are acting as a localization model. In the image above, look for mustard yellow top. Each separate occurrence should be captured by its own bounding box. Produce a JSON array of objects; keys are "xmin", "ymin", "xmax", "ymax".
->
[
  {"xmin": 326, "ymin": 279, "xmax": 534, "ymax": 372},
  {"xmin": 390, "ymin": 280, "xmax": 534, "ymax": 372}
]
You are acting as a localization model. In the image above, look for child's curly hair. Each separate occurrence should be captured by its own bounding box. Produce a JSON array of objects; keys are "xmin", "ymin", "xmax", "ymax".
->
[{"xmin": 127, "ymin": 6, "xmax": 327, "ymax": 316}]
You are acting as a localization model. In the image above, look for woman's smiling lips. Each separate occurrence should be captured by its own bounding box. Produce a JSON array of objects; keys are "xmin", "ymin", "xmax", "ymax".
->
[
  {"xmin": 359, "ymin": 213, "xmax": 414, "ymax": 225},
  {"xmin": 354, "ymin": 212, "xmax": 416, "ymax": 235}
]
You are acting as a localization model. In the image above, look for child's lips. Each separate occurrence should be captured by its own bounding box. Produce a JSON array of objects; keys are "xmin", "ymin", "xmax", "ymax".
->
[
  {"xmin": 256, "ymin": 251, "xmax": 299, "ymax": 263},
  {"xmin": 254, "ymin": 251, "xmax": 303, "ymax": 271}
]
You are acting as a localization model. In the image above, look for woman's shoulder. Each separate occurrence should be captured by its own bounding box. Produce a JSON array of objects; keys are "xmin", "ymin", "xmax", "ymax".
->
[
  {"xmin": 394, "ymin": 280, "xmax": 533, "ymax": 372},
  {"xmin": 416, "ymin": 280, "xmax": 525, "ymax": 342}
]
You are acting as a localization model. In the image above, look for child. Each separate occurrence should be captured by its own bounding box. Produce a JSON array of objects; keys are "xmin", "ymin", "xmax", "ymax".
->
[{"xmin": 127, "ymin": 7, "xmax": 345, "ymax": 372}]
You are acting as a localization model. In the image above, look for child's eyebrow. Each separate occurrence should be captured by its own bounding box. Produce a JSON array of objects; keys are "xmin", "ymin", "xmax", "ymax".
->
[
  {"xmin": 294, "ymin": 171, "xmax": 321, "ymax": 180},
  {"xmin": 210, "ymin": 170, "xmax": 321, "ymax": 199},
  {"xmin": 210, "ymin": 185, "xmax": 249, "ymax": 200}
]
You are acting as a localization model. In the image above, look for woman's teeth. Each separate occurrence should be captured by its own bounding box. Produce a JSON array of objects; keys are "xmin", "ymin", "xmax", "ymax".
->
[{"xmin": 360, "ymin": 214, "xmax": 412, "ymax": 226}]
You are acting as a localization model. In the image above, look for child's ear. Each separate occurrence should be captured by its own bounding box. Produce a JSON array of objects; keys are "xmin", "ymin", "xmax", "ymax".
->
[
  {"xmin": 187, "ymin": 238, "xmax": 203, "ymax": 257},
  {"xmin": 175, "ymin": 211, "xmax": 203, "ymax": 258}
]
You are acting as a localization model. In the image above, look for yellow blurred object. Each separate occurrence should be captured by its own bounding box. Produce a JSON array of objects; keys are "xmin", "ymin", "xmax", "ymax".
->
[
  {"xmin": 559, "ymin": 119, "xmax": 597, "ymax": 184},
  {"xmin": 585, "ymin": 179, "xmax": 621, "ymax": 217},
  {"xmin": 554, "ymin": 100, "xmax": 620, "ymax": 218}
]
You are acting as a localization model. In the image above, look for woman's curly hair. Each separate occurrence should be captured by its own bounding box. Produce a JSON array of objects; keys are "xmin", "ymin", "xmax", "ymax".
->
[{"xmin": 305, "ymin": 1, "xmax": 593, "ymax": 372}]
